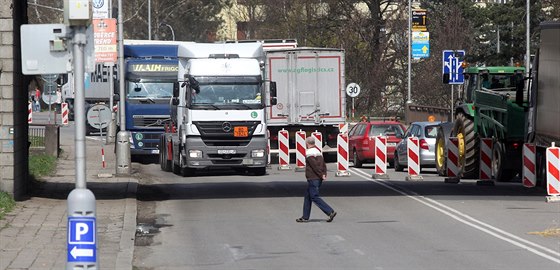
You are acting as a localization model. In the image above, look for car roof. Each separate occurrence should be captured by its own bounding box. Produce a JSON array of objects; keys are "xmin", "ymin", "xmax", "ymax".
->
[
  {"xmin": 367, "ymin": 121, "xmax": 403, "ymax": 125},
  {"xmin": 410, "ymin": 121, "xmax": 441, "ymax": 127}
]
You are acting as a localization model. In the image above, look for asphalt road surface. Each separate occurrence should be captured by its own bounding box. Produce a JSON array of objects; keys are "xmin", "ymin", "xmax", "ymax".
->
[{"xmin": 131, "ymin": 161, "xmax": 560, "ymax": 270}]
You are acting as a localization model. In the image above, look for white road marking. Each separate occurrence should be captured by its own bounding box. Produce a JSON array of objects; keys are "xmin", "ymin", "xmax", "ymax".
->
[
  {"xmin": 350, "ymin": 168, "xmax": 560, "ymax": 264},
  {"xmin": 354, "ymin": 249, "xmax": 365, "ymax": 255}
]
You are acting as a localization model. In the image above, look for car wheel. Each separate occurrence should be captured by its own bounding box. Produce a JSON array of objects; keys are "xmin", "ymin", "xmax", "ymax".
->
[
  {"xmin": 394, "ymin": 151, "xmax": 404, "ymax": 172},
  {"xmin": 353, "ymin": 149, "xmax": 363, "ymax": 168}
]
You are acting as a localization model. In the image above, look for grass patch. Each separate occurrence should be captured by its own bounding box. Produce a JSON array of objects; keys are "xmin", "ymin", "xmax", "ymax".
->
[
  {"xmin": 0, "ymin": 191, "xmax": 15, "ymax": 220},
  {"xmin": 29, "ymin": 154, "xmax": 57, "ymax": 179}
]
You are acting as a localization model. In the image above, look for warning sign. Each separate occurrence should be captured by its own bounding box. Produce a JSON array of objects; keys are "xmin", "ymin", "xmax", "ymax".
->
[{"xmin": 93, "ymin": 18, "xmax": 117, "ymax": 64}]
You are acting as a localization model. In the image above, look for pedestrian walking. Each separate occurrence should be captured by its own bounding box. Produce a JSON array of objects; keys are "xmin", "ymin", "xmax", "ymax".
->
[
  {"xmin": 34, "ymin": 87, "xmax": 41, "ymax": 112},
  {"xmin": 296, "ymin": 136, "xmax": 337, "ymax": 223}
]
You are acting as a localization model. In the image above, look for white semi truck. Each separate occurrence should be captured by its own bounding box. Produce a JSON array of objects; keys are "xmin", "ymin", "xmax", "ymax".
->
[{"xmin": 159, "ymin": 42, "xmax": 272, "ymax": 176}]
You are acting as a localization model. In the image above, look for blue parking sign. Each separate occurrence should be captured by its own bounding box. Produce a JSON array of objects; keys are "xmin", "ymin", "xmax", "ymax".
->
[
  {"xmin": 442, "ymin": 50, "xmax": 465, "ymax": 84},
  {"xmin": 68, "ymin": 217, "xmax": 96, "ymax": 263}
]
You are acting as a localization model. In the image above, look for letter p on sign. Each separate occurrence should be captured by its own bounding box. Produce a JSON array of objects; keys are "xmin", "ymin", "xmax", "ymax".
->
[{"xmin": 76, "ymin": 223, "xmax": 89, "ymax": 241}]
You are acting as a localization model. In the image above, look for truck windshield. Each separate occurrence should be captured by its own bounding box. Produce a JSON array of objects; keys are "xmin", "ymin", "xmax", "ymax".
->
[
  {"xmin": 191, "ymin": 84, "xmax": 262, "ymax": 109},
  {"xmin": 127, "ymin": 81, "xmax": 173, "ymax": 99}
]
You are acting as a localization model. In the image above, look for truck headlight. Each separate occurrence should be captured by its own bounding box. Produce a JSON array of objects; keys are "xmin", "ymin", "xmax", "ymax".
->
[
  {"xmin": 251, "ymin": 149, "xmax": 265, "ymax": 158},
  {"xmin": 189, "ymin": 150, "xmax": 202, "ymax": 158}
]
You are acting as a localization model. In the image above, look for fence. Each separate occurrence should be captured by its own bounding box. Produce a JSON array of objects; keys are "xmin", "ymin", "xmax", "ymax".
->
[{"xmin": 29, "ymin": 124, "xmax": 60, "ymax": 157}]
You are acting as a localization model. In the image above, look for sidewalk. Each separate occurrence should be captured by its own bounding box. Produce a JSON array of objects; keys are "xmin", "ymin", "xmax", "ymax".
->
[{"xmin": 0, "ymin": 118, "xmax": 137, "ymax": 270}]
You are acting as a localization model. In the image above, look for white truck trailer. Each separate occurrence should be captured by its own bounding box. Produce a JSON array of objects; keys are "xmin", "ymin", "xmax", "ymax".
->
[
  {"xmin": 265, "ymin": 48, "xmax": 346, "ymax": 157},
  {"xmin": 525, "ymin": 21, "xmax": 560, "ymax": 184},
  {"xmin": 159, "ymin": 42, "xmax": 272, "ymax": 176}
]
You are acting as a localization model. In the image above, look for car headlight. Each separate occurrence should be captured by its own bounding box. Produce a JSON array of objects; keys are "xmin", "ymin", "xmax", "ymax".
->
[
  {"xmin": 251, "ymin": 149, "xmax": 265, "ymax": 158},
  {"xmin": 189, "ymin": 150, "xmax": 202, "ymax": 158}
]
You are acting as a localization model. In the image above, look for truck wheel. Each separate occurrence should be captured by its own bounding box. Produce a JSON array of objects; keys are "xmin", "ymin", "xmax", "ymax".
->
[
  {"xmin": 160, "ymin": 137, "xmax": 172, "ymax": 172},
  {"xmin": 353, "ymin": 149, "xmax": 363, "ymax": 168},
  {"xmin": 492, "ymin": 141, "xmax": 514, "ymax": 181},
  {"xmin": 435, "ymin": 126, "xmax": 447, "ymax": 176},
  {"xmin": 394, "ymin": 151, "xmax": 404, "ymax": 172},
  {"xmin": 453, "ymin": 113, "xmax": 479, "ymax": 179}
]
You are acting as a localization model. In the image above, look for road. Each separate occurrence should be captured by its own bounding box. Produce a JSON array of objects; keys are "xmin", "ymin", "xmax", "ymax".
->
[{"xmin": 132, "ymin": 162, "xmax": 560, "ymax": 270}]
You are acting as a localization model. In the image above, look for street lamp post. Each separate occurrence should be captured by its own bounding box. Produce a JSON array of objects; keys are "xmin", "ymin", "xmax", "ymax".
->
[
  {"xmin": 160, "ymin": 23, "xmax": 175, "ymax": 41},
  {"xmin": 148, "ymin": 0, "xmax": 151, "ymax": 40}
]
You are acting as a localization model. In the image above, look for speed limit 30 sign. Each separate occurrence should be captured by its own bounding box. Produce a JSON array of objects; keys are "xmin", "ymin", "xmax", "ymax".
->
[{"xmin": 346, "ymin": 83, "xmax": 361, "ymax": 98}]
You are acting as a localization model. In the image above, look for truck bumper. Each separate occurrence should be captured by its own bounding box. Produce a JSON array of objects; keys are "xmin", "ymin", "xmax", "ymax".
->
[
  {"xmin": 183, "ymin": 136, "xmax": 267, "ymax": 169},
  {"xmin": 130, "ymin": 131, "xmax": 162, "ymax": 156}
]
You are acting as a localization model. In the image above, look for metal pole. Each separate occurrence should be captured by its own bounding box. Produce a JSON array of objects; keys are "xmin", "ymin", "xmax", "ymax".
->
[
  {"xmin": 451, "ymin": 84, "xmax": 454, "ymax": 120},
  {"xmin": 526, "ymin": 0, "xmax": 530, "ymax": 75},
  {"xmin": 407, "ymin": 0, "xmax": 412, "ymax": 105},
  {"xmin": 352, "ymin": 97, "xmax": 355, "ymax": 120},
  {"xmin": 148, "ymin": 0, "xmax": 151, "ymax": 40},
  {"xmin": 116, "ymin": 0, "xmax": 131, "ymax": 175},
  {"xmin": 73, "ymin": 26, "xmax": 87, "ymax": 189}
]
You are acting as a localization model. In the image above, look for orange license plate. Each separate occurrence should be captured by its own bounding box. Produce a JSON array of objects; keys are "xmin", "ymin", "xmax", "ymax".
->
[{"xmin": 234, "ymin": 126, "xmax": 248, "ymax": 137}]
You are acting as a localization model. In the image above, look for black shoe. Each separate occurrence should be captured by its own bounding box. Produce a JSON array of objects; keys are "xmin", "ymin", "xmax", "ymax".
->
[
  {"xmin": 296, "ymin": 217, "xmax": 309, "ymax": 223},
  {"xmin": 326, "ymin": 211, "xmax": 337, "ymax": 222}
]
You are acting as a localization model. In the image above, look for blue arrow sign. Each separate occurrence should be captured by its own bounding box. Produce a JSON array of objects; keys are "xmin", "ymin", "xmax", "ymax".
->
[
  {"xmin": 68, "ymin": 217, "xmax": 96, "ymax": 263},
  {"xmin": 442, "ymin": 50, "xmax": 465, "ymax": 84}
]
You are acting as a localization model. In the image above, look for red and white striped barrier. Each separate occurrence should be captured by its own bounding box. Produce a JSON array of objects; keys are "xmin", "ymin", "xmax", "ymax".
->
[
  {"xmin": 338, "ymin": 123, "xmax": 348, "ymax": 134},
  {"xmin": 61, "ymin": 102, "xmax": 69, "ymax": 126},
  {"xmin": 312, "ymin": 131, "xmax": 323, "ymax": 154},
  {"xmin": 28, "ymin": 102, "xmax": 32, "ymax": 124},
  {"xmin": 445, "ymin": 137, "xmax": 460, "ymax": 183},
  {"xmin": 523, "ymin": 143, "xmax": 536, "ymax": 188},
  {"xmin": 546, "ymin": 143, "xmax": 560, "ymax": 202},
  {"xmin": 336, "ymin": 133, "xmax": 350, "ymax": 177},
  {"xmin": 479, "ymin": 138, "xmax": 493, "ymax": 182},
  {"xmin": 295, "ymin": 130, "xmax": 306, "ymax": 171},
  {"xmin": 406, "ymin": 136, "xmax": 423, "ymax": 181},
  {"xmin": 101, "ymin": 147, "xmax": 106, "ymax": 168},
  {"xmin": 278, "ymin": 129, "xmax": 291, "ymax": 170},
  {"xmin": 372, "ymin": 136, "xmax": 389, "ymax": 179}
]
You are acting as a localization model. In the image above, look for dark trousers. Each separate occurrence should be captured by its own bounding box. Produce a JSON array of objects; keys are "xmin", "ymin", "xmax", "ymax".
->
[{"xmin": 302, "ymin": 179, "xmax": 334, "ymax": 219}]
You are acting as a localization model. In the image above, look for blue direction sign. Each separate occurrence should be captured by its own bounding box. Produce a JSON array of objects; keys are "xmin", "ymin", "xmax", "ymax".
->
[
  {"xmin": 442, "ymin": 50, "xmax": 465, "ymax": 84},
  {"xmin": 68, "ymin": 217, "xmax": 96, "ymax": 263}
]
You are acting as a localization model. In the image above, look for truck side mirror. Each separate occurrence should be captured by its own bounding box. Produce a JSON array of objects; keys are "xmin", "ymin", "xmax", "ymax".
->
[
  {"xmin": 173, "ymin": 82, "xmax": 180, "ymax": 98},
  {"xmin": 113, "ymin": 94, "xmax": 120, "ymax": 102},
  {"xmin": 171, "ymin": 97, "xmax": 179, "ymax": 106},
  {"xmin": 269, "ymin": 82, "xmax": 278, "ymax": 105},
  {"xmin": 270, "ymin": 81, "xmax": 277, "ymax": 97},
  {"xmin": 515, "ymin": 74, "xmax": 525, "ymax": 106}
]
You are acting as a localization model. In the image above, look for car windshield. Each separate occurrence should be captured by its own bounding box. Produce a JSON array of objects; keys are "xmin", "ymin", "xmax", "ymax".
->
[
  {"xmin": 425, "ymin": 125, "xmax": 438, "ymax": 138},
  {"xmin": 127, "ymin": 81, "xmax": 173, "ymax": 99},
  {"xmin": 368, "ymin": 124, "xmax": 404, "ymax": 137}
]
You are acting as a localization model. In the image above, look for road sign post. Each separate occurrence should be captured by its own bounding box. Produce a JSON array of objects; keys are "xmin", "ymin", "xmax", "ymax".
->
[{"xmin": 346, "ymin": 83, "xmax": 360, "ymax": 120}]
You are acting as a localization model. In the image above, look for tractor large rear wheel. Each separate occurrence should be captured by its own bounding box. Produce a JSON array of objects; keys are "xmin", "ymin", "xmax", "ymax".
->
[
  {"xmin": 435, "ymin": 125, "xmax": 447, "ymax": 176},
  {"xmin": 453, "ymin": 113, "xmax": 479, "ymax": 179}
]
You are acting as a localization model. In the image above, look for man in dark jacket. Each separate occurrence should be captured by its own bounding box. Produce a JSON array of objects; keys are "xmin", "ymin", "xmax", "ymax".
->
[{"xmin": 296, "ymin": 136, "xmax": 337, "ymax": 223}]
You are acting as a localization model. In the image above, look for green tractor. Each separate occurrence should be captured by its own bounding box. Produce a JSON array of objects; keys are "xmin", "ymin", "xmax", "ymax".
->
[{"xmin": 435, "ymin": 66, "xmax": 526, "ymax": 181}]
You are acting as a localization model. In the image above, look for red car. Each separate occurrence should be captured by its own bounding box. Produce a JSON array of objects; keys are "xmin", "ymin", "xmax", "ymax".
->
[{"xmin": 348, "ymin": 121, "xmax": 406, "ymax": 168}]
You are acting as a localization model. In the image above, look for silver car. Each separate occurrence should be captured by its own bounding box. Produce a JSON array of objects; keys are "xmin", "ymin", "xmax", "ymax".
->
[{"xmin": 394, "ymin": 121, "xmax": 441, "ymax": 172}]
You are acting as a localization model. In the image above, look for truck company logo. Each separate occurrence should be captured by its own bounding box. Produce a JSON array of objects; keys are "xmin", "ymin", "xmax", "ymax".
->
[
  {"xmin": 132, "ymin": 64, "xmax": 179, "ymax": 72},
  {"xmin": 277, "ymin": 67, "xmax": 335, "ymax": 73},
  {"xmin": 251, "ymin": 111, "xmax": 258, "ymax": 118},
  {"xmin": 92, "ymin": 0, "xmax": 104, "ymax": 8},
  {"xmin": 222, "ymin": 122, "xmax": 232, "ymax": 132}
]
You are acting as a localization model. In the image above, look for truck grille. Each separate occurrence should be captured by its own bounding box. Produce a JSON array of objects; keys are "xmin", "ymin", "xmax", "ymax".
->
[
  {"xmin": 193, "ymin": 121, "xmax": 260, "ymax": 146},
  {"xmin": 133, "ymin": 115, "xmax": 170, "ymax": 129}
]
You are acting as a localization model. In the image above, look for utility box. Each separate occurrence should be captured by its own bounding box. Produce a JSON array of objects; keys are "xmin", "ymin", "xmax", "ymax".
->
[
  {"xmin": 64, "ymin": 0, "xmax": 91, "ymax": 26},
  {"xmin": 21, "ymin": 24, "xmax": 71, "ymax": 75}
]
